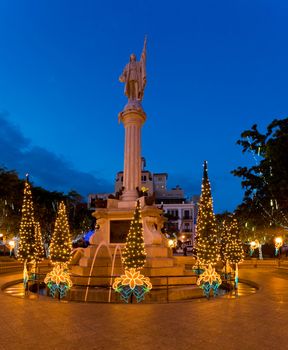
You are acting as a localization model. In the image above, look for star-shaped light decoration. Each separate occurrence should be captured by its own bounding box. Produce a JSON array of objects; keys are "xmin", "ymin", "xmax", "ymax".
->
[
  {"xmin": 113, "ymin": 268, "xmax": 152, "ymax": 303},
  {"xmin": 197, "ymin": 264, "xmax": 222, "ymax": 298},
  {"xmin": 44, "ymin": 262, "xmax": 72, "ymax": 298}
]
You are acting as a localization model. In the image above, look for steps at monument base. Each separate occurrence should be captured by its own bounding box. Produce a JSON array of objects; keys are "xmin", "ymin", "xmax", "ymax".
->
[
  {"xmin": 145, "ymin": 257, "xmax": 174, "ymax": 268},
  {"xmin": 83, "ymin": 246, "xmax": 119, "ymax": 259},
  {"xmin": 72, "ymin": 262, "xmax": 183, "ymax": 277},
  {"xmin": 71, "ymin": 274, "xmax": 113, "ymax": 287},
  {"xmin": 71, "ymin": 264, "xmax": 123, "ymax": 278},
  {"xmin": 145, "ymin": 245, "xmax": 171, "ymax": 258},
  {"xmin": 78, "ymin": 256, "xmax": 122, "ymax": 268},
  {"xmin": 80, "ymin": 244, "xmax": 171, "ymax": 259},
  {"xmin": 142, "ymin": 265, "xmax": 184, "ymax": 276}
]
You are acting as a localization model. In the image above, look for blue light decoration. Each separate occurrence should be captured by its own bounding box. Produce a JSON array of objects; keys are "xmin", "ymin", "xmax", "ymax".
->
[
  {"xmin": 44, "ymin": 263, "xmax": 73, "ymax": 299},
  {"xmin": 197, "ymin": 264, "xmax": 222, "ymax": 299},
  {"xmin": 113, "ymin": 268, "xmax": 152, "ymax": 303},
  {"xmin": 235, "ymin": 263, "xmax": 239, "ymax": 289},
  {"xmin": 192, "ymin": 260, "xmax": 204, "ymax": 276},
  {"xmin": 23, "ymin": 260, "xmax": 28, "ymax": 289},
  {"xmin": 84, "ymin": 230, "xmax": 94, "ymax": 242}
]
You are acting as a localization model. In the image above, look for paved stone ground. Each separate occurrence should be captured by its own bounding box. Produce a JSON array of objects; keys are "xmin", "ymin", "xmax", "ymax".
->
[{"xmin": 0, "ymin": 268, "xmax": 287, "ymax": 350}]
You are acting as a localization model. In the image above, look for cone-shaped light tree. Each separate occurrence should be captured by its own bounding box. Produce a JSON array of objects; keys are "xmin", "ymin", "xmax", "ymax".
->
[
  {"xmin": 224, "ymin": 218, "xmax": 244, "ymax": 265},
  {"xmin": 122, "ymin": 200, "xmax": 147, "ymax": 270},
  {"xmin": 17, "ymin": 178, "xmax": 36, "ymax": 262},
  {"xmin": 196, "ymin": 161, "xmax": 220, "ymax": 266},
  {"xmin": 34, "ymin": 221, "xmax": 45, "ymax": 262},
  {"xmin": 220, "ymin": 220, "xmax": 232, "ymax": 263},
  {"xmin": 49, "ymin": 201, "xmax": 72, "ymax": 264},
  {"xmin": 224, "ymin": 218, "xmax": 244, "ymax": 288}
]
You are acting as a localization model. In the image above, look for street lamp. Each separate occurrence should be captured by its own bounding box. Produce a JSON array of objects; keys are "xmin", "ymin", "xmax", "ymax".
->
[
  {"xmin": 250, "ymin": 240, "xmax": 259, "ymax": 256},
  {"xmin": 8, "ymin": 240, "xmax": 15, "ymax": 257},
  {"xmin": 168, "ymin": 239, "xmax": 176, "ymax": 248},
  {"xmin": 274, "ymin": 237, "xmax": 283, "ymax": 256}
]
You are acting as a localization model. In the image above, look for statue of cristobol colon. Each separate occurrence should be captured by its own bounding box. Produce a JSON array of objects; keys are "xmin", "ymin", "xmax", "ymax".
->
[{"xmin": 119, "ymin": 37, "xmax": 147, "ymax": 110}]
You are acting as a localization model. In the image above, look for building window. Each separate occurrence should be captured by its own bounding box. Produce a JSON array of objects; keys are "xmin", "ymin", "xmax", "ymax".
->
[
  {"xmin": 184, "ymin": 210, "xmax": 190, "ymax": 219},
  {"xmin": 167, "ymin": 209, "xmax": 178, "ymax": 218}
]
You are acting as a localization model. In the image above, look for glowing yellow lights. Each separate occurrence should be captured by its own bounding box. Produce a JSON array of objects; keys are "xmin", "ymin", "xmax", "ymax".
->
[
  {"xmin": 49, "ymin": 201, "xmax": 72, "ymax": 264},
  {"xmin": 196, "ymin": 161, "xmax": 219, "ymax": 266},
  {"xmin": 122, "ymin": 200, "xmax": 146, "ymax": 270},
  {"xmin": 168, "ymin": 239, "xmax": 177, "ymax": 248},
  {"xmin": 275, "ymin": 237, "xmax": 283, "ymax": 256},
  {"xmin": 222, "ymin": 219, "xmax": 244, "ymax": 265},
  {"xmin": 250, "ymin": 240, "xmax": 259, "ymax": 250},
  {"xmin": 197, "ymin": 264, "xmax": 222, "ymax": 286},
  {"xmin": 44, "ymin": 263, "xmax": 72, "ymax": 287},
  {"xmin": 275, "ymin": 237, "xmax": 283, "ymax": 247},
  {"xmin": 8, "ymin": 240, "xmax": 15, "ymax": 249},
  {"xmin": 113, "ymin": 268, "xmax": 152, "ymax": 290},
  {"xmin": 18, "ymin": 179, "xmax": 43, "ymax": 263}
]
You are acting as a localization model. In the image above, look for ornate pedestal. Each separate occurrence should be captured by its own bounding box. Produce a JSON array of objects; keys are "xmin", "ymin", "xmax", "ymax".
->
[{"xmin": 71, "ymin": 196, "xmax": 184, "ymax": 279}]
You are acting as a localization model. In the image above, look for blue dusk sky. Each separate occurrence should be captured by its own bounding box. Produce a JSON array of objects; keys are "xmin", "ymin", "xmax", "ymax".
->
[{"xmin": 0, "ymin": 0, "xmax": 287, "ymax": 213}]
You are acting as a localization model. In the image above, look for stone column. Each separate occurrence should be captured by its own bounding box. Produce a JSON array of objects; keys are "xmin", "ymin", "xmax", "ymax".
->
[{"xmin": 120, "ymin": 108, "xmax": 146, "ymax": 202}]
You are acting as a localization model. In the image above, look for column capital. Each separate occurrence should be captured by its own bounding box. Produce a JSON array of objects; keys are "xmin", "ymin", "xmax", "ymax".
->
[{"xmin": 119, "ymin": 108, "xmax": 146, "ymax": 126}]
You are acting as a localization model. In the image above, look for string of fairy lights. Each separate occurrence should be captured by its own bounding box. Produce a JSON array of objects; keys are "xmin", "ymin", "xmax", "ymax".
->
[
  {"xmin": 196, "ymin": 161, "xmax": 220, "ymax": 266},
  {"xmin": 246, "ymin": 136, "xmax": 288, "ymax": 229},
  {"xmin": 49, "ymin": 201, "xmax": 73, "ymax": 264},
  {"xmin": 17, "ymin": 177, "xmax": 44, "ymax": 263},
  {"xmin": 121, "ymin": 200, "xmax": 147, "ymax": 270}
]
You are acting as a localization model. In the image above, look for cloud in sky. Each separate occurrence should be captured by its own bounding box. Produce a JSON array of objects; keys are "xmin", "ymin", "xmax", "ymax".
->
[{"xmin": 0, "ymin": 111, "xmax": 113, "ymax": 196}]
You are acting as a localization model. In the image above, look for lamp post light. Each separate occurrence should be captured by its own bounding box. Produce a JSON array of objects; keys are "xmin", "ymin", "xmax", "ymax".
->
[
  {"xmin": 274, "ymin": 237, "xmax": 283, "ymax": 257},
  {"xmin": 8, "ymin": 240, "xmax": 15, "ymax": 257},
  {"xmin": 168, "ymin": 239, "xmax": 176, "ymax": 248},
  {"xmin": 250, "ymin": 240, "xmax": 259, "ymax": 256}
]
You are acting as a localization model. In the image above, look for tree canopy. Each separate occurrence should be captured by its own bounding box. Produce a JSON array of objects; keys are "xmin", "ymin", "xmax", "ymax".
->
[
  {"xmin": 0, "ymin": 167, "xmax": 93, "ymax": 243},
  {"xmin": 232, "ymin": 117, "xmax": 288, "ymax": 240}
]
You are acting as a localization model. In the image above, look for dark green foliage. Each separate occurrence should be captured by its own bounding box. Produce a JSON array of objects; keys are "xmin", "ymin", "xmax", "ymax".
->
[
  {"xmin": 232, "ymin": 117, "xmax": 288, "ymax": 237},
  {"xmin": 0, "ymin": 167, "xmax": 93, "ymax": 247}
]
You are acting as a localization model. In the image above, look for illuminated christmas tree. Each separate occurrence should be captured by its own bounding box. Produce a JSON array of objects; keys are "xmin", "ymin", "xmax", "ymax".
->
[
  {"xmin": 49, "ymin": 201, "xmax": 72, "ymax": 264},
  {"xmin": 224, "ymin": 218, "xmax": 244, "ymax": 288},
  {"xmin": 122, "ymin": 200, "xmax": 147, "ymax": 270},
  {"xmin": 17, "ymin": 178, "xmax": 36, "ymax": 262},
  {"xmin": 224, "ymin": 218, "xmax": 244, "ymax": 265},
  {"xmin": 34, "ymin": 221, "xmax": 45, "ymax": 262},
  {"xmin": 220, "ymin": 220, "xmax": 232, "ymax": 263},
  {"xmin": 196, "ymin": 161, "xmax": 220, "ymax": 266}
]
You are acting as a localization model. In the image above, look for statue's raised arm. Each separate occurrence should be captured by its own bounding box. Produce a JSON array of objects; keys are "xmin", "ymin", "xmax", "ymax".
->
[{"xmin": 119, "ymin": 37, "xmax": 147, "ymax": 103}]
